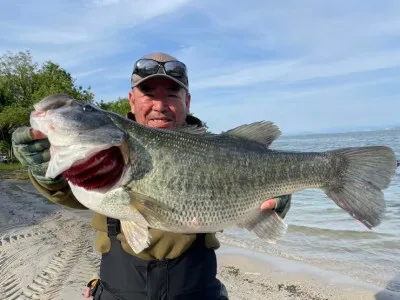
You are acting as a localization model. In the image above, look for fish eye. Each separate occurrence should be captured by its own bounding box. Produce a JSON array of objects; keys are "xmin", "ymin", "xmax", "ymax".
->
[{"xmin": 82, "ymin": 104, "xmax": 94, "ymax": 112}]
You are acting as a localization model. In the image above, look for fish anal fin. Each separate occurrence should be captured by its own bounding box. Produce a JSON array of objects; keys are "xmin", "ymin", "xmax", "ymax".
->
[
  {"xmin": 223, "ymin": 121, "xmax": 281, "ymax": 147},
  {"xmin": 238, "ymin": 209, "xmax": 288, "ymax": 243},
  {"xmin": 120, "ymin": 220, "xmax": 151, "ymax": 254}
]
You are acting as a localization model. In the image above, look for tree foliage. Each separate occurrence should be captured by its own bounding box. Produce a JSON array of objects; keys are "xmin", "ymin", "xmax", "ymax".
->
[
  {"xmin": 0, "ymin": 50, "xmax": 37, "ymax": 108},
  {"xmin": 33, "ymin": 61, "xmax": 94, "ymax": 103},
  {"xmin": 0, "ymin": 49, "xmax": 209, "ymax": 160},
  {"xmin": 96, "ymin": 97, "xmax": 130, "ymax": 116},
  {"xmin": 0, "ymin": 140, "xmax": 9, "ymax": 156},
  {"xmin": 0, "ymin": 105, "xmax": 31, "ymax": 132},
  {"xmin": 0, "ymin": 50, "xmax": 95, "ymax": 157}
]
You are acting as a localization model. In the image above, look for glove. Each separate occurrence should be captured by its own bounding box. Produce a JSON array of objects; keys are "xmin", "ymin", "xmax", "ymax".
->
[
  {"xmin": 274, "ymin": 194, "xmax": 292, "ymax": 218},
  {"xmin": 11, "ymin": 126, "xmax": 63, "ymax": 185}
]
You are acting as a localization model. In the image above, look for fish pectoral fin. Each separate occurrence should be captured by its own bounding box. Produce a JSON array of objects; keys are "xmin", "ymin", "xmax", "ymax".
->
[
  {"xmin": 120, "ymin": 220, "xmax": 151, "ymax": 254},
  {"xmin": 130, "ymin": 191, "xmax": 172, "ymax": 224},
  {"xmin": 222, "ymin": 121, "xmax": 281, "ymax": 147},
  {"xmin": 238, "ymin": 209, "xmax": 288, "ymax": 243}
]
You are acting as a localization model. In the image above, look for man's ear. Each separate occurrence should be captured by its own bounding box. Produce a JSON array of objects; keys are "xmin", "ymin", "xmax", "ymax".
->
[
  {"xmin": 128, "ymin": 90, "xmax": 135, "ymax": 114},
  {"xmin": 185, "ymin": 92, "xmax": 191, "ymax": 114}
]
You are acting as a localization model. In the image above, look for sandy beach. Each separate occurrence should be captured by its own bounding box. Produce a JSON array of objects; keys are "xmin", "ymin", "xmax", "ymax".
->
[{"xmin": 0, "ymin": 178, "xmax": 398, "ymax": 300}]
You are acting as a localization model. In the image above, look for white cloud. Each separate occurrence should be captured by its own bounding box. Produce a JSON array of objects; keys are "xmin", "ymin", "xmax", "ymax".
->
[
  {"xmin": 1, "ymin": 0, "xmax": 193, "ymax": 60},
  {"xmin": 73, "ymin": 68, "xmax": 105, "ymax": 79},
  {"xmin": 1, "ymin": 0, "xmax": 400, "ymax": 133},
  {"xmin": 190, "ymin": 48, "xmax": 400, "ymax": 90},
  {"xmin": 92, "ymin": 0, "xmax": 122, "ymax": 6}
]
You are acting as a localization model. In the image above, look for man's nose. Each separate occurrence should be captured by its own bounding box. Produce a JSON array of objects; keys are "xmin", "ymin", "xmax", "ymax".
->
[{"xmin": 152, "ymin": 98, "xmax": 167, "ymax": 111}]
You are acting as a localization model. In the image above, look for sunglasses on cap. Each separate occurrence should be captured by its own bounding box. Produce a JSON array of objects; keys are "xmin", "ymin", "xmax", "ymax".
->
[{"xmin": 132, "ymin": 58, "xmax": 188, "ymax": 80}]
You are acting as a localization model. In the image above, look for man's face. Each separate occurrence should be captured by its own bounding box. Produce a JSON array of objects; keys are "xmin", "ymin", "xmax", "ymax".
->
[{"xmin": 128, "ymin": 77, "xmax": 191, "ymax": 129}]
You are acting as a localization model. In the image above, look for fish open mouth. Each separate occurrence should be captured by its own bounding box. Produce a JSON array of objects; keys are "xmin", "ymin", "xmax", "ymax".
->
[{"xmin": 61, "ymin": 145, "xmax": 126, "ymax": 190}]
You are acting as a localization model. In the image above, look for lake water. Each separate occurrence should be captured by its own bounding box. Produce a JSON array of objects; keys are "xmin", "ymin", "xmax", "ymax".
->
[{"xmin": 218, "ymin": 128, "xmax": 400, "ymax": 292}]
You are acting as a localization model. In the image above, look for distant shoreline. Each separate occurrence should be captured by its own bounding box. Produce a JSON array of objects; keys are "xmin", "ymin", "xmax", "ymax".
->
[{"xmin": 282, "ymin": 127, "xmax": 400, "ymax": 138}]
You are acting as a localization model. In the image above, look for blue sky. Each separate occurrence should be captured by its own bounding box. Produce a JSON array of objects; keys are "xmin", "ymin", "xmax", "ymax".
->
[{"xmin": 1, "ymin": 0, "xmax": 400, "ymax": 135}]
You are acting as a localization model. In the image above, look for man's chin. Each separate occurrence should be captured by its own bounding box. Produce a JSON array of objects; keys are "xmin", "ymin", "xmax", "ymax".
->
[{"xmin": 147, "ymin": 120, "xmax": 175, "ymax": 129}]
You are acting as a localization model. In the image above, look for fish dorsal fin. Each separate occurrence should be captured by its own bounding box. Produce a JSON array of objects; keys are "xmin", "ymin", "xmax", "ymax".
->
[
  {"xmin": 173, "ymin": 125, "xmax": 208, "ymax": 135},
  {"xmin": 222, "ymin": 121, "xmax": 281, "ymax": 147}
]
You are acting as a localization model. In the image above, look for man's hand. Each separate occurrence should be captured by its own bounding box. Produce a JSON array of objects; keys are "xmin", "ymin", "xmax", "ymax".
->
[
  {"xmin": 260, "ymin": 199, "xmax": 277, "ymax": 210},
  {"xmin": 12, "ymin": 127, "xmax": 61, "ymax": 185},
  {"xmin": 30, "ymin": 129, "xmax": 47, "ymax": 140},
  {"xmin": 261, "ymin": 195, "xmax": 292, "ymax": 218}
]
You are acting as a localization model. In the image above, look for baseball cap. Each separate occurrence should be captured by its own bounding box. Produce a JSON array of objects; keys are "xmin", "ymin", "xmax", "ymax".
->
[{"xmin": 131, "ymin": 52, "xmax": 189, "ymax": 90}]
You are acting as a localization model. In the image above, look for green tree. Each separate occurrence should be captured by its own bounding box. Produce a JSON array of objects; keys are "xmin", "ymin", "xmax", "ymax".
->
[
  {"xmin": 0, "ymin": 140, "xmax": 9, "ymax": 155},
  {"xmin": 0, "ymin": 50, "xmax": 94, "ymax": 160},
  {"xmin": 96, "ymin": 97, "xmax": 131, "ymax": 116},
  {"xmin": 0, "ymin": 50, "xmax": 37, "ymax": 108},
  {"xmin": 33, "ymin": 61, "xmax": 94, "ymax": 103}
]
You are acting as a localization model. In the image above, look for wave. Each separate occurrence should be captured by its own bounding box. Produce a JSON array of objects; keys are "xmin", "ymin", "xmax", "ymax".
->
[{"xmin": 287, "ymin": 224, "xmax": 394, "ymax": 239}]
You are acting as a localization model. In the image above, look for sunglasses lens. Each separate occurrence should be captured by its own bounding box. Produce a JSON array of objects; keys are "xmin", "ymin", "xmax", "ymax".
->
[
  {"xmin": 164, "ymin": 61, "xmax": 187, "ymax": 77},
  {"xmin": 135, "ymin": 59, "xmax": 160, "ymax": 76},
  {"xmin": 133, "ymin": 59, "xmax": 188, "ymax": 88}
]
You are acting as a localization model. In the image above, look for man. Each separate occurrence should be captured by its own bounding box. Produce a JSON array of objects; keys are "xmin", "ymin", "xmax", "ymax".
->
[{"xmin": 12, "ymin": 52, "xmax": 292, "ymax": 300}]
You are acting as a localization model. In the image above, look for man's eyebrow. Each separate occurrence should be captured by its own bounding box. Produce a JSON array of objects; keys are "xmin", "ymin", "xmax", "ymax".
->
[
  {"xmin": 167, "ymin": 86, "xmax": 181, "ymax": 92},
  {"xmin": 138, "ymin": 85, "xmax": 154, "ymax": 92}
]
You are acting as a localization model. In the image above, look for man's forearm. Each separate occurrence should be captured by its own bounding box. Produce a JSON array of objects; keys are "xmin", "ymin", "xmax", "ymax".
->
[{"xmin": 29, "ymin": 170, "xmax": 88, "ymax": 210}]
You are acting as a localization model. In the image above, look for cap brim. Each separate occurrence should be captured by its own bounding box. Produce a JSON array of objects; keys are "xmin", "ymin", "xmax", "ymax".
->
[{"xmin": 133, "ymin": 74, "xmax": 188, "ymax": 91}]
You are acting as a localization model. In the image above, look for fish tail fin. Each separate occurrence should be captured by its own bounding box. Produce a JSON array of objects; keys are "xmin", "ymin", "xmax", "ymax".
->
[{"xmin": 325, "ymin": 146, "xmax": 396, "ymax": 229}]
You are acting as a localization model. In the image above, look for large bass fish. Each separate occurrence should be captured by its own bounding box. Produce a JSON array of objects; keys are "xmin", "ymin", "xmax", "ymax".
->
[{"xmin": 30, "ymin": 94, "xmax": 397, "ymax": 253}]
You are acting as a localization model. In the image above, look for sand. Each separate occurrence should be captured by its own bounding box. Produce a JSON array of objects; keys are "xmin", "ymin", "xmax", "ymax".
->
[{"xmin": 0, "ymin": 178, "xmax": 398, "ymax": 300}]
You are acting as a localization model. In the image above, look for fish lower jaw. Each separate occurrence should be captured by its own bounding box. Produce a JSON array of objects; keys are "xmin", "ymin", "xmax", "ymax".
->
[
  {"xmin": 68, "ymin": 183, "xmax": 134, "ymax": 220},
  {"xmin": 62, "ymin": 145, "xmax": 128, "ymax": 191}
]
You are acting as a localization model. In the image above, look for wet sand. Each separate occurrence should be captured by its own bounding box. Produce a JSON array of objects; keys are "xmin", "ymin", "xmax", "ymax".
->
[
  {"xmin": 0, "ymin": 178, "xmax": 398, "ymax": 299},
  {"xmin": 216, "ymin": 248, "xmax": 398, "ymax": 300}
]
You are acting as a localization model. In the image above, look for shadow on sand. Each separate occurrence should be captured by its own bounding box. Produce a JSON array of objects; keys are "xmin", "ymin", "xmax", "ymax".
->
[{"xmin": 375, "ymin": 274, "xmax": 400, "ymax": 300}]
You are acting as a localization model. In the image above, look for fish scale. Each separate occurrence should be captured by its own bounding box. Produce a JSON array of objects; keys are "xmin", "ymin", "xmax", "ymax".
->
[
  {"xmin": 30, "ymin": 94, "xmax": 397, "ymax": 254},
  {"xmin": 127, "ymin": 141, "xmax": 336, "ymax": 231}
]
